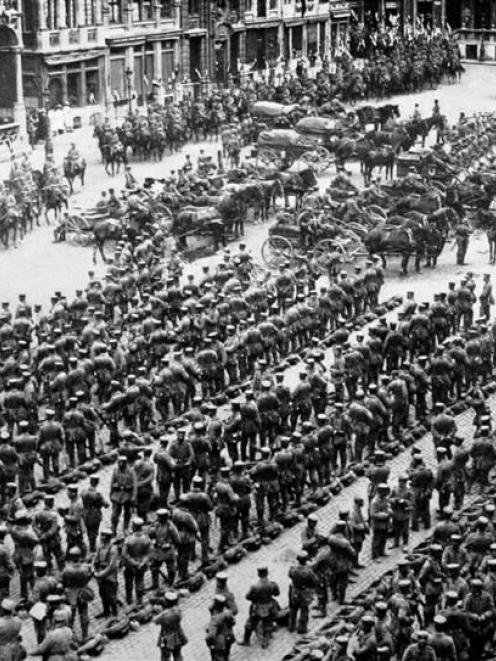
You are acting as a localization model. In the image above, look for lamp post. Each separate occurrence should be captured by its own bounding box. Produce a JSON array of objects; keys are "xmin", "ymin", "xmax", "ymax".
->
[
  {"xmin": 43, "ymin": 87, "xmax": 53, "ymax": 158},
  {"xmin": 125, "ymin": 66, "xmax": 133, "ymax": 113}
]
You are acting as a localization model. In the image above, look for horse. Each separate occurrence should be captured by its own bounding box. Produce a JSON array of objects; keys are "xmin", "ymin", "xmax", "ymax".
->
[
  {"xmin": 0, "ymin": 209, "xmax": 22, "ymax": 248},
  {"xmin": 150, "ymin": 129, "xmax": 167, "ymax": 161},
  {"xmin": 273, "ymin": 168, "xmax": 319, "ymax": 209},
  {"xmin": 332, "ymin": 137, "xmax": 358, "ymax": 174},
  {"xmin": 92, "ymin": 218, "xmax": 124, "ymax": 263},
  {"xmin": 376, "ymin": 104, "xmax": 400, "ymax": 129},
  {"xmin": 360, "ymin": 148, "xmax": 396, "ymax": 185},
  {"xmin": 363, "ymin": 221, "xmax": 427, "ymax": 274},
  {"xmin": 63, "ymin": 157, "xmax": 86, "ymax": 194},
  {"xmin": 41, "ymin": 187, "xmax": 69, "ymax": 223},
  {"xmin": 393, "ymin": 191, "xmax": 442, "ymax": 215},
  {"xmin": 102, "ymin": 143, "xmax": 127, "ymax": 176}
]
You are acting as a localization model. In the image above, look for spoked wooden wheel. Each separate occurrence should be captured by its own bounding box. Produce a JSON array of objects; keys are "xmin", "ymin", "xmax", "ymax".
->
[
  {"xmin": 300, "ymin": 146, "xmax": 334, "ymax": 175},
  {"xmin": 261, "ymin": 235, "xmax": 294, "ymax": 268},
  {"xmin": 314, "ymin": 238, "xmax": 345, "ymax": 273},
  {"xmin": 256, "ymin": 147, "xmax": 283, "ymax": 176},
  {"xmin": 314, "ymin": 235, "xmax": 365, "ymax": 272}
]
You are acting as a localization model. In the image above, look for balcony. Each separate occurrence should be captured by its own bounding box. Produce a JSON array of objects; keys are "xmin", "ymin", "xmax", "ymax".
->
[{"xmin": 37, "ymin": 26, "xmax": 106, "ymax": 52}]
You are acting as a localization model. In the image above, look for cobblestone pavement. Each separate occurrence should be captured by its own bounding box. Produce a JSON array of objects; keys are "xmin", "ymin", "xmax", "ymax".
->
[
  {"xmin": 14, "ymin": 248, "xmax": 495, "ymax": 659},
  {"xmin": 7, "ymin": 64, "xmax": 496, "ymax": 659},
  {"xmin": 54, "ymin": 379, "xmax": 485, "ymax": 661}
]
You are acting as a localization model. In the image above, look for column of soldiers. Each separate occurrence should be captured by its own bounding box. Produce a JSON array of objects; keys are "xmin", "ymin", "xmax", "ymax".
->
[{"xmin": 0, "ymin": 218, "xmax": 496, "ymax": 655}]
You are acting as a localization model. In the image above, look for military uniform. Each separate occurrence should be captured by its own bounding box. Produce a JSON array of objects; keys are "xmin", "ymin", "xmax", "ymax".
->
[
  {"xmin": 390, "ymin": 479, "xmax": 412, "ymax": 548},
  {"xmin": 33, "ymin": 500, "xmax": 64, "ymax": 571},
  {"xmin": 10, "ymin": 514, "xmax": 38, "ymax": 600},
  {"xmin": 109, "ymin": 459, "xmax": 137, "ymax": 535},
  {"xmin": 81, "ymin": 480, "xmax": 109, "ymax": 553},
  {"xmin": 370, "ymin": 489, "xmax": 391, "ymax": 560},
  {"xmin": 14, "ymin": 423, "xmax": 38, "ymax": 494},
  {"xmin": 242, "ymin": 569, "xmax": 280, "ymax": 649},
  {"xmin": 133, "ymin": 453, "xmax": 155, "ymax": 522},
  {"xmin": 0, "ymin": 528, "xmax": 14, "ymax": 599},
  {"xmin": 122, "ymin": 520, "xmax": 151, "ymax": 605},
  {"xmin": 185, "ymin": 483, "xmax": 213, "ymax": 565},
  {"xmin": 61, "ymin": 551, "xmax": 92, "ymax": 640},
  {"xmin": 151, "ymin": 512, "xmax": 180, "ymax": 589},
  {"xmin": 155, "ymin": 596, "xmax": 187, "ymax": 661},
  {"xmin": 206, "ymin": 598, "xmax": 235, "ymax": 661},
  {"xmin": 93, "ymin": 534, "xmax": 119, "ymax": 617},
  {"xmin": 229, "ymin": 464, "xmax": 252, "ymax": 538},
  {"xmin": 288, "ymin": 553, "xmax": 318, "ymax": 634}
]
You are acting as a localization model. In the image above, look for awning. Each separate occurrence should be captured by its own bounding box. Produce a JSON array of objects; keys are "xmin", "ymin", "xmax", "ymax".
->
[
  {"xmin": 184, "ymin": 28, "xmax": 207, "ymax": 36},
  {"xmin": 44, "ymin": 49, "xmax": 103, "ymax": 66},
  {"xmin": 145, "ymin": 30, "xmax": 181, "ymax": 41},
  {"xmin": 245, "ymin": 19, "xmax": 281, "ymax": 29},
  {"xmin": 284, "ymin": 18, "xmax": 305, "ymax": 26}
]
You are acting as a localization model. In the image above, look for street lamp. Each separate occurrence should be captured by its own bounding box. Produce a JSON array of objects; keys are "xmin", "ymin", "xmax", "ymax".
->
[
  {"xmin": 125, "ymin": 66, "xmax": 133, "ymax": 114},
  {"xmin": 43, "ymin": 87, "xmax": 53, "ymax": 158}
]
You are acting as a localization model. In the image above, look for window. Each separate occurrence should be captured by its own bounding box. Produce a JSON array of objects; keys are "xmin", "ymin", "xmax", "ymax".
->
[
  {"xmin": 23, "ymin": 0, "xmax": 35, "ymax": 32},
  {"xmin": 188, "ymin": 0, "xmax": 199, "ymax": 15},
  {"xmin": 140, "ymin": 0, "xmax": 153, "ymax": 20},
  {"xmin": 47, "ymin": 0, "xmax": 59, "ymax": 29},
  {"xmin": 83, "ymin": 0, "xmax": 97, "ymax": 25},
  {"xmin": 109, "ymin": 0, "xmax": 122, "ymax": 23},
  {"xmin": 269, "ymin": 0, "xmax": 276, "ymax": 9},
  {"xmin": 257, "ymin": 0, "xmax": 266, "ymax": 18},
  {"xmin": 161, "ymin": 0, "xmax": 172, "ymax": 17},
  {"xmin": 64, "ymin": 0, "xmax": 77, "ymax": 27}
]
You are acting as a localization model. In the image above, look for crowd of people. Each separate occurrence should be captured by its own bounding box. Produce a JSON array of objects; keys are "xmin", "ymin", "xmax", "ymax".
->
[
  {"xmin": 91, "ymin": 31, "xmax": 462, "ymax": 167},
  {"xmin": 0, "ymin": 147, "xmax": 496, "ymax": 660}
]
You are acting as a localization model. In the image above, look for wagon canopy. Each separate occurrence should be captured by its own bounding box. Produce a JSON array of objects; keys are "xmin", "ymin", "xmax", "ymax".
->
[
  {"xmin": 251, "ymin": 101, "xmax": 301, "ymax": 117},
  {"xmin": 257, "ymin": 128, "xmax": 322, "ymax": 148},
  {"xmin": 295, "ymin": 116, "xmax": 339, "ymax": 134}
]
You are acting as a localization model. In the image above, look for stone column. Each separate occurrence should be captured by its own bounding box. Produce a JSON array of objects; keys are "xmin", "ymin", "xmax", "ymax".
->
[
  {"xmin": 324, "ymin": 17, "xmax": 330, "ymax": 55},
  {"xmin": 441, "ymin": 0, "xmax": 446, "ymax": 28},
  {"xmin": 125, "ymin": 2, "xmax": 133, "ymax": 29},
  {"xmin": 154, "ymin": 41, "xmax": 162, "ymax": 80},
  {"xmin": 80, "ymin": 62, "xmax": 87, "ymax": 105},
  {"xmin": 57, "ymin": 0, "xmax": 67, "ymax": 28},
  {"xmin": 61, "ymin": 66, "xmax": 68, "ymax": 103},
  {"xmin": 12, "ymin": 45, "xmax": 27, "ymax": 140},
  {"xmin": 154, "ymin": 1, "xmax": 162, "ymax": 27},
  {"xmin": 173, "ymin": 0, "xmax": 181, "ymax": 28},
  {"xmin": 302, "ymin": 22, "xmax": 307, "ymax": 56},
  {"xmin": 278, "ymin": 22, "xmax": 284, "ymax": 58},
  {"xmin": 77, "ymin": 0, "xmax": 85, "ymax": 24},
  {"xmin": 288, "ymin": 25, "xmax": 293, "ymax": 57},
  {"xmin": 38, "ymin": 0, "xmax": 47, "ymax": 30}
]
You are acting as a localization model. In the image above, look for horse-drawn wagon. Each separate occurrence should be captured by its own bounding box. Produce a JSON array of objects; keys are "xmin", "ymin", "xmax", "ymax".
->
[
  {"xmin": 64, "ymin": 208, "xmax": 109, "ymax": 245},
  {"xmin": 254, "ymin": 128, "xmax": 334, "ymax": 176},
  {"xmin": 397, "ymin": 147, "xmax": 456, "ymax": 182},
  {"xmin": 261, "ymin": 210, "xmax": 365, "ymax": 271}
]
